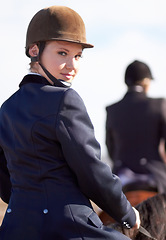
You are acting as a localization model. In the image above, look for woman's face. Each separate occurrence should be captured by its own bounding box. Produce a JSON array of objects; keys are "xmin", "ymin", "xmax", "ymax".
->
[{"xmin": 40, "ymin": 41, "xmax": 83, "ymax": 83}]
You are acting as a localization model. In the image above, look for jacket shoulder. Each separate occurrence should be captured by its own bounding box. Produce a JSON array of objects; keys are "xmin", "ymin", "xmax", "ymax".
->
[{"xmin": 106, "ymin": 99, "xmax": 123, "ymax": 113}]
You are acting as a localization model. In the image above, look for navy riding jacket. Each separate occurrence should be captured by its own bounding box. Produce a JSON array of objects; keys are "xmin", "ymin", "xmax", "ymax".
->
[{"xmin": 0, "ymin": 74, "xmax": 135, "ymax": 240}]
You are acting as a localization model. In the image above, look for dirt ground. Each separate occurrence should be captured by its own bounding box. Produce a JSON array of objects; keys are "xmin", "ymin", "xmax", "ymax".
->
[{"xmin": 0, "ymin": 199, "xmax": 7, "ymax": 225}]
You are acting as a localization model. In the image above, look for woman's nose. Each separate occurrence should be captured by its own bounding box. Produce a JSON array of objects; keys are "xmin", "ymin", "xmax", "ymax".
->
[{"xmin": 66, "ymin": 58, "xmax": 75, "ymax": 70}]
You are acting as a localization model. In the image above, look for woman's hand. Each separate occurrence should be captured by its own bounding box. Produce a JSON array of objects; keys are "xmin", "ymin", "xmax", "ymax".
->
[{"xmin": 132, "ymin": 207, "xmax": 141, "ymax": 229}]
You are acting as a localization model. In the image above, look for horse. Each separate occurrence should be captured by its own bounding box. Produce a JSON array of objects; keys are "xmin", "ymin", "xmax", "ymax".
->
[
  {"xmin": 98, "ymin": 182, "xmax": 158, "ymax": 226},
  {"xmin": 107, "ymin": 193, "xmax": 166, "ymax": 240}
]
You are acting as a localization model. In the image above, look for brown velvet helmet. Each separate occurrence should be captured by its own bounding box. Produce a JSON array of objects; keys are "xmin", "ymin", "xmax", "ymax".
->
[{"xmin": 25, "ymin": 5, "xmax": 94, "ymax": 57}]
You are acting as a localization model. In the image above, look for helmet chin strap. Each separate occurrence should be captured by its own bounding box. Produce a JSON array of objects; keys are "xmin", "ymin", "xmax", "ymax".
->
[
  {"xmin": 39, "ymin": 63, "xmax": 71, "ymax": 88},
  {"xmin": 30, "ymin": 41, "xmax": 71, "ymax": 88}
]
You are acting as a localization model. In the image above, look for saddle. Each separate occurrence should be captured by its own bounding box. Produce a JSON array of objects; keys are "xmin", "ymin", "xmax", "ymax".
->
[
  {"xmin": 122, "ymin": 181, "xmax": 158, "ymax": 206},
  {"xmin": 98, "ymin": 181, "xmax": 158, "ymax": 226}
]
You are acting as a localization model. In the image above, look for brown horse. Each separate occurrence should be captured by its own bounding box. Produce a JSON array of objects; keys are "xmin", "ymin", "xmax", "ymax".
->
[{"xmin": 107, "ymin": 193, "xmax": 166, "ymax": 240}]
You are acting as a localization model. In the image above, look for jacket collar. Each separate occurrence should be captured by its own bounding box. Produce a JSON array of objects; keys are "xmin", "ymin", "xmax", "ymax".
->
[
  {"xmin": 19, "ymin": 74, "xmax": 70, "ymax": 88},
  {"xmin": 124, "ymin": 85, "xmax": 147, "ymax": 99},
  {"xmin": 19, "ymin": 74, "xmax": 52, "ymax": 88},
  {"xmin": 127, "ymin": 85, "xmax": 144, "ymax": 93}
]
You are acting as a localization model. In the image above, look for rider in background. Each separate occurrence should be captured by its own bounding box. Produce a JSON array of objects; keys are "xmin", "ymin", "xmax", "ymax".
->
[{"xmin": 106, "ymin": 60, "xmax": 166, "ymax": 194}]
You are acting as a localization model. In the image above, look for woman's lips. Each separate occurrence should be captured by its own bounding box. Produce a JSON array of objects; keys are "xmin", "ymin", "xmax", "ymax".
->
[{"xmin": 61, "ymin": 73, "xmax": 73, "ymax": 80}]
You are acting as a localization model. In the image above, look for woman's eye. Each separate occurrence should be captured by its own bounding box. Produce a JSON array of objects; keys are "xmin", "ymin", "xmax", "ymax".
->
[
  {"xmin": 58, "ymin": 51, "xmax": 67, "ymax": 56},
  {"xmin": 75, "ymin": 54, "xmax": 82, "ymax": 60}
]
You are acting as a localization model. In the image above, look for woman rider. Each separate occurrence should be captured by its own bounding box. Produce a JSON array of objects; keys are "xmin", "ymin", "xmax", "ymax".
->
[{"xmin": 0, "ymin": 5, "xmax": 140, "ymax": 240}]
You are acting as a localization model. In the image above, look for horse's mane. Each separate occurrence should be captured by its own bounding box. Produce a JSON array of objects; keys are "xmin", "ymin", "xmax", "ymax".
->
[{"xmin": 109, "ymin": 193, "xmax": 166, "ymax": 240}]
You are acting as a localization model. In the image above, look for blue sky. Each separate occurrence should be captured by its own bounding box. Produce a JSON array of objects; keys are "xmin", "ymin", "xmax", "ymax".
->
[{"xmin": 1, "ymin": 0, "xmax": 166, "ymax": 160}]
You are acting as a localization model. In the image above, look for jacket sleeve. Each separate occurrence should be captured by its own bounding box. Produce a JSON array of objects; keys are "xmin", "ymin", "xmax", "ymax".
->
[
  {"xmin": 56, "ymin": 88, "xmax": 136, "ymax": 227},
  {"xmin": 105, "ymin": 107, "xmax": 115, "ymax": 160},
  {"xmin": 160, "ymin": 99, "xmax": 166, "ymax": 144},
  {"xmin": 0, "ymin": 146, "xmax": 11, "ymax": 203}
]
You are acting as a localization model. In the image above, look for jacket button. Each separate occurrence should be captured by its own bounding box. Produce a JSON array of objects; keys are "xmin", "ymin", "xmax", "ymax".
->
[
  {"xmin": 7, "ymin": 208, "xmax": 12, "ymax": 213},
  {"xmin": 140, "ymin": 158, "xmax": 147, "ymax": 165},
  {"xmin": 123, "ymin": 221, "xmax": 131, "ymax": 229},
  {"xmin": 43, "ymin": 209, "xmax": 48, "ymax": 214}
]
